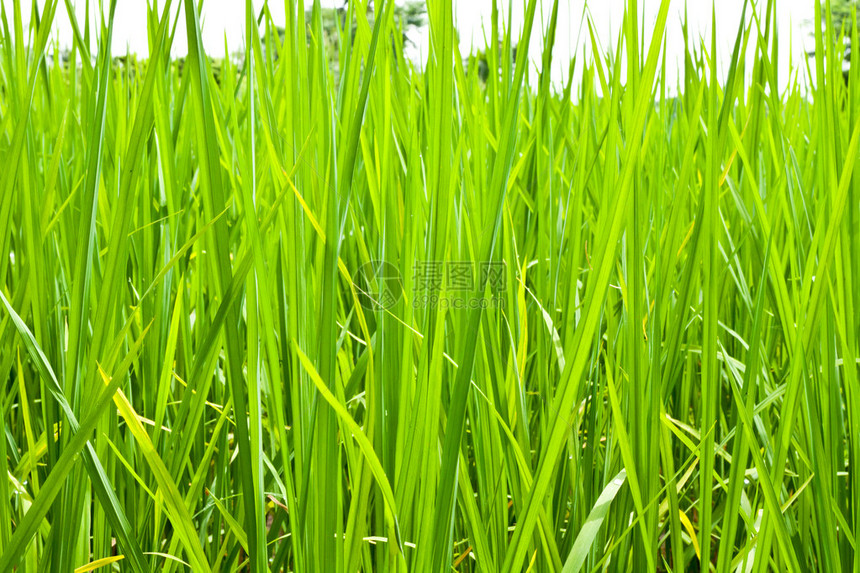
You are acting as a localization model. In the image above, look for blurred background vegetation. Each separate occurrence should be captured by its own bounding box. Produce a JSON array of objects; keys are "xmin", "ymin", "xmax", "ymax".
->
[{"xmin": 807, "ymin": 0, "xmax": 858, "ymax": 78}]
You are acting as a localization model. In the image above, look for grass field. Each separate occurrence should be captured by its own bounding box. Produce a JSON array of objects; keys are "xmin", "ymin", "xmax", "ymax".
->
[{"xmin": 1, "ymin": 0, "xmax": 860, "ymax": 571}]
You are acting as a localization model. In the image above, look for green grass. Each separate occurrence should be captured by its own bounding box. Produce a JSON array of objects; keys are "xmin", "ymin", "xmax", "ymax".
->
[{"xmin": 1, "ymin": 0, "xmax": 859, "ymax": 571}]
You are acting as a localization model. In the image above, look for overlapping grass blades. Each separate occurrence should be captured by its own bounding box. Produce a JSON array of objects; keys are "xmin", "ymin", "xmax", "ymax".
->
[{"xmin": 1, "ymin": 0, "xmax": 860, "ymax": 570}]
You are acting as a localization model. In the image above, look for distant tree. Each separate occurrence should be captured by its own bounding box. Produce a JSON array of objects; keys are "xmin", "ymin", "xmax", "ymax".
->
[
  {"xmin": 826, "ymin": 0, "xmax": 859, "ymax": 33},
  {"xmin": 264, "ymin": 1, "xmax": 426, "ymax": 82},
  {"xmin": 807, "ymin": 0, "xmax": 858, "ymax": 81},
  {"xmin": 467, "ymin": 42, "xmax": 518, "ymax": 84},
  {"xmin": 314, "ymin": 1, "xmax": 426, "ymax": 68}
]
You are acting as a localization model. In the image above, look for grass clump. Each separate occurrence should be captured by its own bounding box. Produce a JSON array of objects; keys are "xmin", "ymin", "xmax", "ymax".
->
[{"xmin": 1, "ymin": 0, "xmax": 860, "ymax": 571}]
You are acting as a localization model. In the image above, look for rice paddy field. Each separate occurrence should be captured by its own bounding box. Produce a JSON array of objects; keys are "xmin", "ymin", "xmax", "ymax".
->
[{"xmin": 1, "ymin": 0, "xmax": 860, "ymax": 570}]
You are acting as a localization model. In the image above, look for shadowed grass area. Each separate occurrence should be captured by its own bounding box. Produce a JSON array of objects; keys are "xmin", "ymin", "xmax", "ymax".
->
[{"xmin": 1, "ymin": 0, "xmax": 859, "ymax": 571}]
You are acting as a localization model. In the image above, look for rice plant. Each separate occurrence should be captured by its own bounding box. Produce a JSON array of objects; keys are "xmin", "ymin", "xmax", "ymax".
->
[{"xmin": 1, "ymin": 0, "xmax": 859, "ymax": 571}]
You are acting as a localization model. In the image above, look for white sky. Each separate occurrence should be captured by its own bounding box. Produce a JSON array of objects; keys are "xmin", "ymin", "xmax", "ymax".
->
[{"xmin": 3, "ymin": 0, "xmax": 817, "ymax": 90}]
